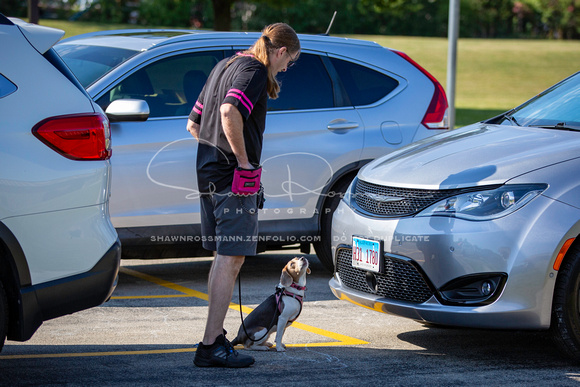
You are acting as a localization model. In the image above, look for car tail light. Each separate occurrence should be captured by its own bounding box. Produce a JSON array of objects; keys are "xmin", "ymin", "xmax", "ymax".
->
[
  {"xmin": 391, "ymin": 50, "xmax": 449, "ymax": 130},
  {"xmin": 32, "ymin": 113, "xmax": 112, "ymax": 160}
]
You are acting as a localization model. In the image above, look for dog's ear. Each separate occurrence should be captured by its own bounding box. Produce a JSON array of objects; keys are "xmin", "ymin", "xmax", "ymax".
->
[
  {"xmin": 280, "ymin": 268, "xmax": 293, "ymax": 287},
  {"xmin": 307, "ymin": 267, "xmax": 311, "ymax": 275}
]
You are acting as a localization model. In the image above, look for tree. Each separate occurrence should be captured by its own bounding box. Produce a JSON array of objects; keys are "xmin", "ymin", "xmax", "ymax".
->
[
  {"xmin": 28, "ymin": 0, "xmax": 39, "ymax": 23},
  {"xmin": 213, "ymin": 0, "xmax": 232, "ymax": 30}
]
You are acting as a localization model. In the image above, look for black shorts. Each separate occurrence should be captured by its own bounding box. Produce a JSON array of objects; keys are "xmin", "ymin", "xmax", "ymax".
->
[{"xmin": 200, "ymin": 189, "xmax": 259, "ymax": 256}]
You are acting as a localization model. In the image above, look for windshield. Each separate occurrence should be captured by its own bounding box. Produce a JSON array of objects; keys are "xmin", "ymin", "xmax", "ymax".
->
[
  {"xmin": 505, "ymin": 72, "xmax": 580, "ymax": 130},
  {"xmin": 54, "ymin": 44, "xmax": 139, "ymax": 88}
]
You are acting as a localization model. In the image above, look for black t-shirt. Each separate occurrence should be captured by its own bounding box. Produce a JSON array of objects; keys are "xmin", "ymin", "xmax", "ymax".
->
[{"xmin": 189, "ymin": 55, "xmax": 268, "ymax": 194}]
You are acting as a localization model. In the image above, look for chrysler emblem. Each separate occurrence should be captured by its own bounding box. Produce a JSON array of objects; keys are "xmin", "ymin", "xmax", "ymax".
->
[{"xmin": 364, "ymin": 192, "xmax": 405, "ymax": 203}]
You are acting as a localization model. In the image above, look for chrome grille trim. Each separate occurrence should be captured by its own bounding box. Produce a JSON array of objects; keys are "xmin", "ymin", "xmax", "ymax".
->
[{"xmin": 353, "ymin": 179, "xmax": 468, "ymax": 217}]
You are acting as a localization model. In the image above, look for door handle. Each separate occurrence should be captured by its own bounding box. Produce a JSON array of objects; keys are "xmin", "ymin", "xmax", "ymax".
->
[{"xmin": 327, "ymin": 120, "xmax": 359, "ymax": 131}]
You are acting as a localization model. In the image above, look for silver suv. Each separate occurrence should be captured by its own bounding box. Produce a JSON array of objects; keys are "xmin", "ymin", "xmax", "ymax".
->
[
  {"xmin": 0, "ymin": 16, "xmax": 120, "ymax": 350},
  {"xmin": 55, "ymin": 29, "xmax": 448, "ymax": 270}
]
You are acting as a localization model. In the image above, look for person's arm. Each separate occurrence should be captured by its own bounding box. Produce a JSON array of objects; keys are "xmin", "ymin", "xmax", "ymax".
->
[
  {"xmin": 220, "ymin": 103, "xmax": 253, "ymax": 169},
  {"xmin": 187, "ymin": 119, "xmax": 200, "ymax": 140}
]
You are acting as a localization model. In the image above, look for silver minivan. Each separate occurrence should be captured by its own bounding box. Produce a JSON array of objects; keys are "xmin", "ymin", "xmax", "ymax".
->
[
  {"xmin": 56, "ymin": 30, "xmax": 448, "ymax": 270},
  {"xmin": 330, "ymin": 71, "xmax": 580, "ymax": 361}
]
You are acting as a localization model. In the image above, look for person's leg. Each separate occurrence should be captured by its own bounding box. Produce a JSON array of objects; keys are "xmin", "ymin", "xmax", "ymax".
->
[
  {"xmin": 202, "ymin": 253, "xmax": 245, "ymax": 345},
  {"xmin": 202, "ymin": 194, "xmax": 257, "ymax": 344},
  {"xmin": 194, "ymin": 253, "xmax": 254, "ymax": 368},
  {"xmin": 194, "ymin": 191, "xmax": 257, "ymax": 367}
]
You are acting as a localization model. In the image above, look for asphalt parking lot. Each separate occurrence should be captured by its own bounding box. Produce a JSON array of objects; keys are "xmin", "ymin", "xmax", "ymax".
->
[{"xmin": 1, "ymin": 249, "xmax": 580, "ymax": 386}]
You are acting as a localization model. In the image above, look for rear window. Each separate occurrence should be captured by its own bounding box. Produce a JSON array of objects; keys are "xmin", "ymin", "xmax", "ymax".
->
[
  {"xmin": 0, "ymin": 74, "xmax": 17, "ymax": 98},
  {"xmin": 330, "ymin": 57, "xmax": 399, "ymax": 106},
  {"xmin": 44, "ymin": 49, "xmax": 91, "ymax": 97},
  {"xmin": 55, "ymin": 44, "xmax": 139, "ymax": 88}
]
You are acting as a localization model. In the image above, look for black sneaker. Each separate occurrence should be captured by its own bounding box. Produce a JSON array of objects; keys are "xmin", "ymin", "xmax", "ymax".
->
[{"xmin": 194, "ymin": 334, "xmax": 255, "ymax": 368}]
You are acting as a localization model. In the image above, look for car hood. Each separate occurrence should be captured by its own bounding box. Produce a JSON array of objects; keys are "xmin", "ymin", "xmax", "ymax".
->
[{"xmin": 360, "ymin": 123, "xmax": 580, "ymax": 189}]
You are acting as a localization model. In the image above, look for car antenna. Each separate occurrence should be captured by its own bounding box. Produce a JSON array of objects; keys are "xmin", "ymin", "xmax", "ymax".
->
[{"xmin": 323, "ymin": 11, "xmax": 337, "ymax": 36}]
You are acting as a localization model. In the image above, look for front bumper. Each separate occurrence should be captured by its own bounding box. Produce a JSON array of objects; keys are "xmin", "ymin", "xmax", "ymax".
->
[
  {"xmin": 329, "ymin": 276, "xmax": 544, "ymax": 329},
  {"xmin": 329, "ymin": 194, "xmax": 580, "ymax": 330}
]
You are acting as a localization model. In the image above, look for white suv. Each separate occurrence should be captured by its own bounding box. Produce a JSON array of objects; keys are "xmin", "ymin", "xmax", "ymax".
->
[{"xmin": 0, "ymin": 16, "xmax": 120, "ymax": 351}]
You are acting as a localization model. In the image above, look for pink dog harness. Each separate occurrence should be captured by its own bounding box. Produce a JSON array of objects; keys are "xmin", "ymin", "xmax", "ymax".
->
[{"xmin": 275, "ymin": 283, "xmax": 306, "ymax": 323}]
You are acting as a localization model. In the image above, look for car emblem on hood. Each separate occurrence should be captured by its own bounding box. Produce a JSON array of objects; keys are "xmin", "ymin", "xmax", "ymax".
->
[{"xmin": 363, "ymin": 192, "xmax": 405, "ymax": 203}]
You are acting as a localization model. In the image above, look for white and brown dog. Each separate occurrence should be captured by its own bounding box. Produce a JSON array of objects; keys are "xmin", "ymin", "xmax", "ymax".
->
[{"xmin": 231, "ymin": 256, "xmax": 310, "ymax": 352}]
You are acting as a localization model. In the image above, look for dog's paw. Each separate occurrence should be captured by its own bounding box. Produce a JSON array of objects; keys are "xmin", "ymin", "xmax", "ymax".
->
[
  {"xmin": 265, "ymin": 342, "xmax": 274, "ymax": 348},
  {"xmin": 275, "ymin": 343, "xmax": 286, "ymax": 352}
]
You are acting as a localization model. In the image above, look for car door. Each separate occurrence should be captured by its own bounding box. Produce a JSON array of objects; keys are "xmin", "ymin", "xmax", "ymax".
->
[
  {"xmin": 95, "ymin": 49, "xmax": 225, "ymax": 228},
  {"xmin": 256, "ymin": 51, "xmax": 365, "ymax": 222}
]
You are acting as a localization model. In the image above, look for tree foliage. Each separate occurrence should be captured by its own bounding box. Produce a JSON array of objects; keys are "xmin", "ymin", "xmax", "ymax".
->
[{"xmin": 2, "ymin": 0, "xmax": 579, "ymax": 39}]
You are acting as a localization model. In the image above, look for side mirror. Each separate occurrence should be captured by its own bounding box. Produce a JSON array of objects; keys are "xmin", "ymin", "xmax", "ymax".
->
[{"xmin": 105, "ymin": 99, "xmax": 150, "ymax": 122}]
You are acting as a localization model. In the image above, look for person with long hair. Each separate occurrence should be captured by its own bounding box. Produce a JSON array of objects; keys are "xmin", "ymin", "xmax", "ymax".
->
[{"xmin": 187, "ymin": 23, "xmax": 300, "ymax": 368}]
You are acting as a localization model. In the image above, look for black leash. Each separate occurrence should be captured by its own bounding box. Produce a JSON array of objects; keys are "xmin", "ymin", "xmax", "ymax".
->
[{"xmin": 237, "ymin": 271, "xmax": 283, "ymax": 343}]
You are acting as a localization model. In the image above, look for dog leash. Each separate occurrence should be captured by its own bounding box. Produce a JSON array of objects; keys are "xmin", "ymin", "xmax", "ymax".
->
[{"xmin": 237, "ymin": 271, "xmax": 283, "ymax": 343}]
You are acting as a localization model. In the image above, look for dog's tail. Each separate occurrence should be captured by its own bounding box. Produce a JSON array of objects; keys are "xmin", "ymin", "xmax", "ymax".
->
[{"xmin": 230, "ymin": 336, "xmax": 240, "ymax": 346}]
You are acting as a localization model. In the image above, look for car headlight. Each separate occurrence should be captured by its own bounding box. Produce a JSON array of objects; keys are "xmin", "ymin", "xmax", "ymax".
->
[{"xmin": 417, "ymin": 184, "xmax": 547, "ymax": 221}]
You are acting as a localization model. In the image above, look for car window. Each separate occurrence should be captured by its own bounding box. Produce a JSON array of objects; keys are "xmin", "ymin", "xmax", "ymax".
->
[
  {"xmin": 268, "ymin": 53, "xmax": 334, "ymax": 111},
  {"xmin": 55, "ymin": 44, "xmax": 139, "ymax": 88},
  {"xmin": 330, "ymin": 57, "xmax": 399, "ymax": 106},
  {"xmin": 0, "ymin": 74, "xmax": 17, "ymax": 98},
  {"xmin": 96, "ymin": 51, "xmax": 223, "ymax": 118}
]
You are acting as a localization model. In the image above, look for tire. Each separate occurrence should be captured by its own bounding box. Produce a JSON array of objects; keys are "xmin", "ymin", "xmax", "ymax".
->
[
  {"xmin": 0, "ymin": 280, "xmax": 7, "ymax": 352},
  {"xmin": 313, "ymin": 176, "xmax": 355, "ymax": 273},
  {"xmin": 550, "ymin": 242, "xmax": 580, "ymax": 362}
]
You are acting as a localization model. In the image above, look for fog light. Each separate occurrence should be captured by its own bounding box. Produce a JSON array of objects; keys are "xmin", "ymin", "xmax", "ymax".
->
[
  {"xmin": 481, "ymin": 281, "xmax": 492, "ymax": 296},
  {"xmin": 438, "ymin": 273, "xmax": 507, "ymax": 306}
]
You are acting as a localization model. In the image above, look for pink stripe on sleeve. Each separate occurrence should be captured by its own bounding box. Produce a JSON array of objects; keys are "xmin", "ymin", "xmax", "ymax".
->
[
  {"xmin": 226, "ymin": 92, "xmax": 252, "ymax": 113},
  {"xmin": 228, "ymin": 89, "xmax": 253, "ymax": 111}
]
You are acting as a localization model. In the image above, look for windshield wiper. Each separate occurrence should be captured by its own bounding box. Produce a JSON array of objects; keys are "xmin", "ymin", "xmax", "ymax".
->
[
  {"xmin": 533, "ymin": 122, "xmax": 580, "ymax": 131},
  {"xmin": 504, "ymin": 113, "xmax": 520, "ymax": 126}
]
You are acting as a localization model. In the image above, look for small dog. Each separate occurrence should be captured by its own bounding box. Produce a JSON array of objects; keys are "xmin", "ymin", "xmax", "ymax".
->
[{"xmin": 231, "ymin": 256, "xmax": 310, "ymax": 352}]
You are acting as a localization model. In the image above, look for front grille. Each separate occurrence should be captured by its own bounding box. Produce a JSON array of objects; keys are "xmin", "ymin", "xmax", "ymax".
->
[
  {"xmin": 336, "ymin": 247, "xmax": 433, "ymax": 303},
  {"xmin": 354, "ymin": 179, "xmax": 467, "ymax": 217}
]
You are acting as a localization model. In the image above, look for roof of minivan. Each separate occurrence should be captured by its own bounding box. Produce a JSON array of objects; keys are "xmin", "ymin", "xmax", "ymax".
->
[{"xmin": 58, "ymin": 29, "xmax": 380, "ymax": 52}]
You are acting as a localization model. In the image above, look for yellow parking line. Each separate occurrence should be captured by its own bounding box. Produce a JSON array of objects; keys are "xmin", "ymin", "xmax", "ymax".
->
[
  {"xmin": 0, "ymin": 267, "xmax": 367, "ymax": 360},
  {"xmin": 120, "ymin": 267, "xmax": 209, "ymax": 301},
  {"xmin": 120, "ymin": 267, "xmax": 368, "ymax": 345},
  {"xmin": 112, "ymin": 295, "xmax": 192, "ymax": 299},
  {"xmin": 0, "ymin": 348, "xmax": 197, "ymax": 360},
  {"xmin": 0, "ymin": 341, "xmax": 355, "ymax": 360},
  {"xmin": 289, "ymin": 321, "xmax": 367, "ymax": 346}
]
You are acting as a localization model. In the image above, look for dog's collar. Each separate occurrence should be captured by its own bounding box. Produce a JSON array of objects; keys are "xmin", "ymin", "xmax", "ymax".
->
[
  {"xmin": 276, "ymin": 283, "xmax": 307, "ymax": 292},
  {"xmin": 290, "ymin": 283, "xmax": 307, "ymax": 291}
]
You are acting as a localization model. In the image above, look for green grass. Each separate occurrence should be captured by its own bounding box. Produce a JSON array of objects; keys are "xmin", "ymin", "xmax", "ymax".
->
[
  {"xmin": 37, "ymin": 20, "xmax": 580, "ymax": 127},
  {"xmin": 348, "ymin": 35, "xmax": 580, "ymax": 126}
]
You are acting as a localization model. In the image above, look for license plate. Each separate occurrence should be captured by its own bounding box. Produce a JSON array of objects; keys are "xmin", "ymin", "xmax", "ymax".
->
[{"xmin": 352, "ymin": 236, "xmax": 383, "ymax": 273}]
